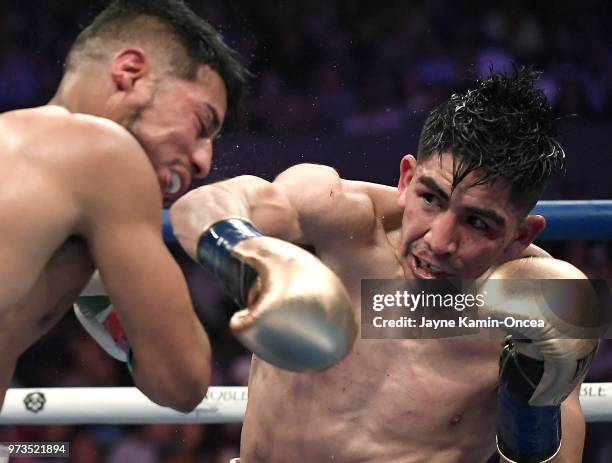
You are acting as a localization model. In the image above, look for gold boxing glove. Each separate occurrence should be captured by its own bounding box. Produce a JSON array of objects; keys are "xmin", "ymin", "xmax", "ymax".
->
[
  {"xmin": 480, "ymin": 258, "xmax": 600, "ymax": 463},
  {"xmin": 196, "ymin": 218, "xmax": 357, "ymax": 372}
]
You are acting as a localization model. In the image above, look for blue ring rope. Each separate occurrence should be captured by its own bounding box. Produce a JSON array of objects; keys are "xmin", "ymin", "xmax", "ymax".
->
[{"xmin": 162, "ymin": 200, "xmax": 612, "ymax": 245}]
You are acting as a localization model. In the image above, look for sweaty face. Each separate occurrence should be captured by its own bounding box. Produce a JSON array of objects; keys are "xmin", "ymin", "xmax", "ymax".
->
[
  {"xmin": 127, "ymin": 64, "xmax": 227, "ymax": 206},
  {"xmin": 398, "ymin": 153, "xmax": 523, "ymax": 279}
]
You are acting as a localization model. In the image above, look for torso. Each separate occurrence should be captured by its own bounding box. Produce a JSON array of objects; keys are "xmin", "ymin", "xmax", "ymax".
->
[
  {"xmin": 0, "ymin": 107, "xmax": 96, "ymax": 408},
  {"xmin": 241, "ymin": 192, "xmax": 501, "ymax": 463},
  {"xmin": 0, "ymin": 237, "xmax": 94, "ymax": 350}
]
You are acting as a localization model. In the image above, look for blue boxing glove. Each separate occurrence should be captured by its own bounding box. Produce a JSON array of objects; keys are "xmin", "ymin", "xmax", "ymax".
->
[{"xmin": 196, "ymin": 218, "xmax": 357, "ymax": 372}]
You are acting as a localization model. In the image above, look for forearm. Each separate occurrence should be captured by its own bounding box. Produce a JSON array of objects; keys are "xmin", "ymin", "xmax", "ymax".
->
[
  {"xmin": 130, "ymin": 328, "xmax": 212, "ymax": 413},
  {"xmin": 170, "ymin": 178, "xmax": 253, "ymax": 259},
  {"xmin": 543, "ymin": 392, "xmax": 584, "ymax": 463},
  {"xmin": 75, "ymin": 272, "xmax": 213, "ymax": 413},
  {"xmin": 171, "ymin": 175, "xmax": 301, "ymax": 260}
]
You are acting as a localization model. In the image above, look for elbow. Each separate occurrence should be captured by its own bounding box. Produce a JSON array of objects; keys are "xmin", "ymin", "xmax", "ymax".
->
[
  {"xmin": 168, "ymin": 355, "xmax": 212, "ymax": 413},
  {"xmin": 160, "ymin": 365, "xmax": 211, "ymax": 413},
  {"xmin": 134, "ymin": 352, "xmax": 212, "ymax": 413},
  {"xmin": 169, "ymin": 380, "xmax": 210, "ymax": 413}
]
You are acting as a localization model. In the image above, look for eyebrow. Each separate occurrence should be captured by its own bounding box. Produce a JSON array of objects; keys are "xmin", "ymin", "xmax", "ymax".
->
[
  {"xmin": 418, "ymin": 176, "xmax": 450, "ymax": 202},
  {"xmin": 418, "ymin": 175, "xmax": 506, "ymax": 227},
  {"xmin": 465, "ymin": 206, "xmax": 506, "ymax": 227}
]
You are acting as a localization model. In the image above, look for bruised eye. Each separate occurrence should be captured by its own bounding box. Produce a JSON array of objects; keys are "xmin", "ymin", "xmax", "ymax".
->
[{"xmin": 468, "ymin": 215, "xmax": 489, "ymax": 231}]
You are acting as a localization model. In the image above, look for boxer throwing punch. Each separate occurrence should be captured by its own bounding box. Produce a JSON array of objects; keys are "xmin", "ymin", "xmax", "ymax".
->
[{"xmin": 172, "ymin": 68, "xmax": 598, "ymax": 462}]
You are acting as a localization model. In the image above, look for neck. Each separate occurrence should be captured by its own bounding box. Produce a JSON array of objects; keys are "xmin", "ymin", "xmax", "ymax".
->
[{"xmin": 49, "ymin": 70, "xmax": 110, "ymax": 117}]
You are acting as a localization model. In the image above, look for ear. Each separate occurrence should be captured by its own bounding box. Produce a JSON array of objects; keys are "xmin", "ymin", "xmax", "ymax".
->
[
  {"xmin": 110, "ymin": 48, "xmax": 149, "ymax": 91},
  {"xmin": 502, "ymin": 214, "xmax": 546, "ymax": 260},
  {"xmin": 397, "ymin": 154, "xmax": 417, "ymax": 207}
]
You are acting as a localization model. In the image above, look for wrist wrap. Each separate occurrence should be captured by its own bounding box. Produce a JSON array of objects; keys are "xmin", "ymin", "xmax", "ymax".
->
[
  {"xmin": 196, "ymin": 218, "xmax": 262, "ymax": 307},
  {"xmin": 497, "ymin": 345, "xmax": 561, "ymax": 463}
]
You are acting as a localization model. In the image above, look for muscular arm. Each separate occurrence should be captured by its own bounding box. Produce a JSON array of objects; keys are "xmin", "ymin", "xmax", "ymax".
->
[
  {"xmin": 68, "ymin": 118, "xmax": 211, "ymax": 411},
  {"xmin": 171, "ymin": 163, "xmax": 398, "ymax": 260},
  {"xmin": 343, "ymin": 179, "xmax": 403, "ymax": 231}
]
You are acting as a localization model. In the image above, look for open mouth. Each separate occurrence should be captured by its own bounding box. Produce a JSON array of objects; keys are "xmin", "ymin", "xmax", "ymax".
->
[
  {"xmin": 413, "ymin": 255, "xmax": 451, "ymax": 279},
  {"xmin": 165, "ymin": 171, "xmax": 182, "ymax": 195},
  {"xmin": 161, "ymin": 168, "xmax": 191, "ymax": 202}
]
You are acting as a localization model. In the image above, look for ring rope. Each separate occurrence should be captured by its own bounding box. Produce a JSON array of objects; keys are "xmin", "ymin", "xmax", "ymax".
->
[
  {"xmin": 162, "ymin": 200, "xmax": 612, "ymax": 244},
  {"xmin": 0, "ymin": 386, "xmax": 247, "ymax": 425},
  {"xmin": 0, "ymin": 383, "xmax": 610, "ymax": 424}
]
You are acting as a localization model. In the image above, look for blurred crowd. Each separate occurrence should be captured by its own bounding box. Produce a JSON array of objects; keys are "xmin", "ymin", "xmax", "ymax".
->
[
  {"xmin": 2, "ymin": 0, "xmax": 612, "ymax": 461},
  {"xmin": 1, "ymin": 0, "xmax": 611, "ymax": 133}
]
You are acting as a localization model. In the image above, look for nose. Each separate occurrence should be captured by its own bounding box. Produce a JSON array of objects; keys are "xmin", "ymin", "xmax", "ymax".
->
[
  {"xmin": 190, "ymin": 139, "xmax": 213, "ymax": 179},
  {"xmin": 424, "ymin": 211, "xmax": 458, "ymax": 256}
]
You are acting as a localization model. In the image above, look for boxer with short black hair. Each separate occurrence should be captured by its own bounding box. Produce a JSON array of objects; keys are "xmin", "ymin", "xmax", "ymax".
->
[
  {"xmin": 0, "ymin": 0, "xmax": 248, "ymax": 413},
  {"xmin": 172, "ymin": 68, "xmax": 595, "ymax": 462}
]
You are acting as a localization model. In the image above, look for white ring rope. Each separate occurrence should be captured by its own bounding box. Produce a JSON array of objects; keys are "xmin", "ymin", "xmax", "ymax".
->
[
  {"xmin": 0, "ymin": 387, "xmax": 247, "ymax": 425},
  {"xmin": 0, "ymin": 383, "xmax": 610, "ymax": 424}
]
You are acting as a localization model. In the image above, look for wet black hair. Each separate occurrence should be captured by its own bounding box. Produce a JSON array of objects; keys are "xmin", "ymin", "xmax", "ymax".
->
[{"xmin": 417, "ymin": 67, "xmax": 565, "ymax": 214}]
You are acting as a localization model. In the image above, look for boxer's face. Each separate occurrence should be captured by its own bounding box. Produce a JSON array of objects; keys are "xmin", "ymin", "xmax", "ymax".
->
[
  {"xmin": 396, "ymin": 153, "xmax": 541, "ymax": 279},
  {"xmin": 125, "ymin": 64, "xmax": 227, "ymax": 206}
]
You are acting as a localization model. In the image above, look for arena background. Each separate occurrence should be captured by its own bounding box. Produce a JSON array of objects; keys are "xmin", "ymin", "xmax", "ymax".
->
[{"xmin": 2, "ymin": 0, "xmax": 612, "ymax": 461}]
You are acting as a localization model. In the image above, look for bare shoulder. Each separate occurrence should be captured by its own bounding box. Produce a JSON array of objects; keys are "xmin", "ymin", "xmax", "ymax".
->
[
  {"xmin": 343, "ymin": 178, "xmax": 402, "ymax": 232},
  {"xmin": 518, "ymin": 243, "xmax": 552, "ymax": 259},
  {"xmin": 274, "ymin": 163, "xmax": 361, "ymax": 204},
  {"xmin": 0, "ymin": 105, "xmax": 70, "ymax": 123},
  {"xmin": 0, "ymin": 106, "xmax": 160, "ymax": 235},
  {"xmin": 2, "ymin": 106, "xmax": 147, "ymax": 168},
  {"xmin": 64, "ymin": 113, "xmax": 158, "ymax": 198},
  {"xmin": 6, "ymin": 107, "xmax": 158, "ymax": 204},
  {"xmin": 274, "ymin": 163, "xmax": 381, "ymax": 243}
]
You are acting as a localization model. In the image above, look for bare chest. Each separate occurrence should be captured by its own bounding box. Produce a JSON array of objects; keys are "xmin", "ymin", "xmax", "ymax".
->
[{"xmin": 244, "ymin": 338, "xmax": 500, "ymax": 461}]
